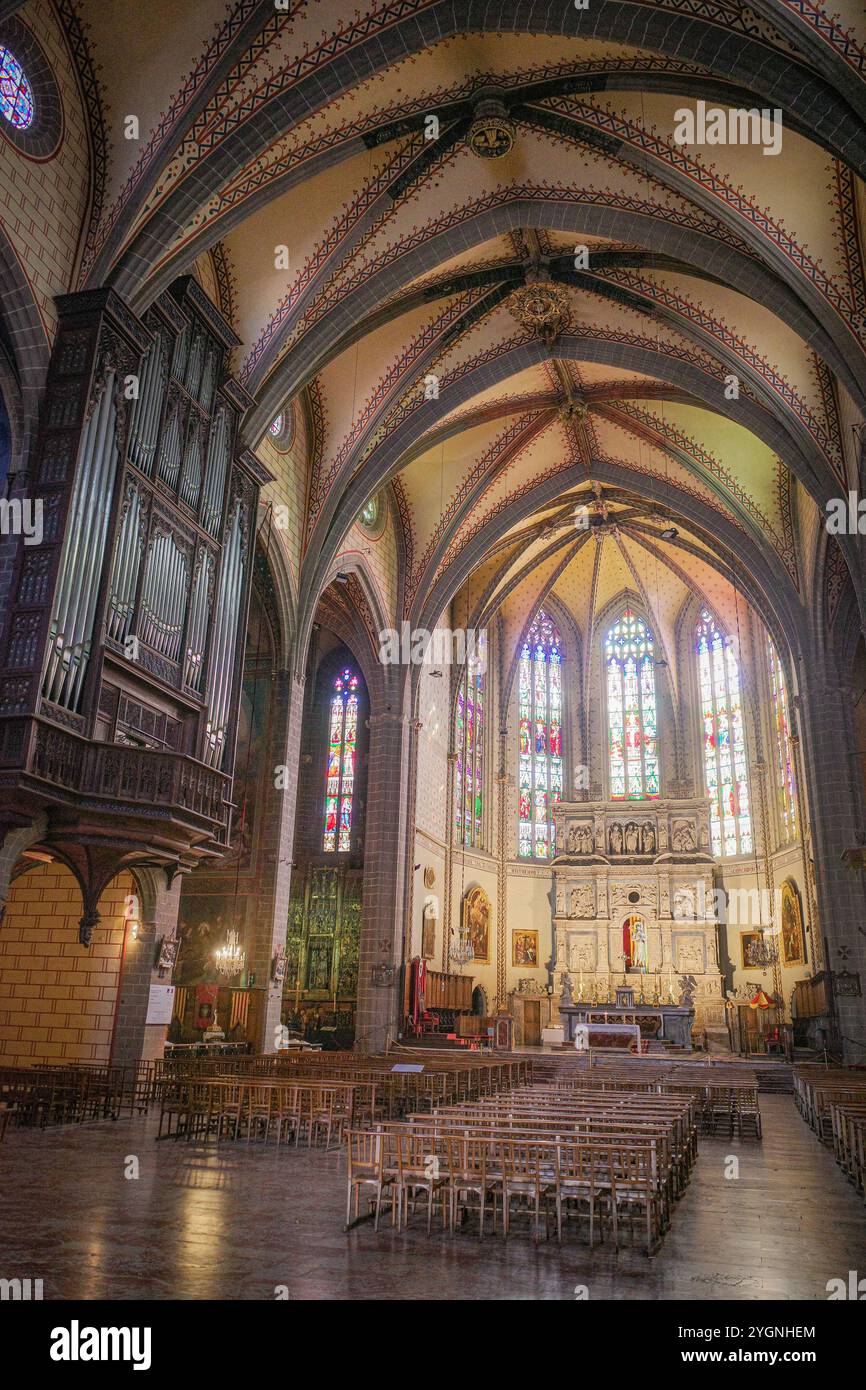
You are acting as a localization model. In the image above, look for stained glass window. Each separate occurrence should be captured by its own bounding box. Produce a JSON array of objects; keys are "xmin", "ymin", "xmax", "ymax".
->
[
  {"xmin": 518, "ymin": 609, "xmax": 563, "ymax": 859},
  {"xmin": 359, "ymin": 495, "xmax": 380, "ymax": 532},
  {"xmin": 323, "ymin": 668, "xmax": 359, "ymax": 852},
  {"xmin": 696, "ymin": 609, "xmax": 752, "ymax": 857},
  {"xmin": 269, "ymin": 413, "xmax": 284, "ymax": 438},
  {"xmin": 0, "ymin": 48, "xmax": 33, "ymax": 130},
  {"xmin": 768, "ymin": 638, "xmax": 797, "ymax": 841},
  {"xmin": 606, "ymin": 608, "xmax": 659, "ymax": 799},
  {"xmin": 454, "ymin": 636, "xmax": 485, "ymax": 847}
]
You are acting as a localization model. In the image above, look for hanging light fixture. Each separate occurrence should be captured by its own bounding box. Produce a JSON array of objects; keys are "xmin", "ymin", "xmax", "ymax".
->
[
  {"xmin": 215, "ymin": 927, "xmax": 245, "ymax": 978},
  {"xmin": 449, "ymin": 920, "xmax": 475, "ymax": 969}
]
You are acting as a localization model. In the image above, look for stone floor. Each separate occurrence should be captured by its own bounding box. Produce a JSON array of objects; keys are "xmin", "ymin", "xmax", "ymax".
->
[{"xmin": 0, "ymin": 1095, "xmax": 864, "ymax": 1300}]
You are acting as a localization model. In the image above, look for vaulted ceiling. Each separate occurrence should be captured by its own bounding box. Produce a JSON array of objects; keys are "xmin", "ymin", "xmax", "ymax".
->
[{"xmin": 66, "ymin": 0, "xmax": 866, "ymax": 662}]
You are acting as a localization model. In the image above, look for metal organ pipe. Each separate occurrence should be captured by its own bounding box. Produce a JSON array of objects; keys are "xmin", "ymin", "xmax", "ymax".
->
[
  {"xmin": 158, "ymin": 407, "xmax": 182, "ymax": 490},
  {"xmin": 184, "ymin": 548, "xmax": 212, "ymax": 692},
  {"xmin": 106, "ymin": 482, "xmax": 142, "ymax": 642},
  {"xmin": 204, "ymin": 501, "xmax": 245, "ymax": 767},
  {"xmin": 139, "ymin": 532, "xmax": 188, "ymax": 663},
  {"xmin": 179, "ymin": 423, "xmax": 202, "ymax": 510},
  {"xmin": 200, "ymin": 409, "xmax": 229, "ymax": 536},
  {"xmin": 128, "ymin": 333, "xmax": 165, "ymax": 474},
  {"xmin": 185, "ymin": 333, "xmax": 204, "ymax": 398},
  {"xmin": 43, "ymin": 373, "xmax": 120, "ymax": 709}
]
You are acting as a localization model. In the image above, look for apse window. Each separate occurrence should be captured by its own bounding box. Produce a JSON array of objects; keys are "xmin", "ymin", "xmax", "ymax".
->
[
  {"xmin": 455, "ymin": 645, "xmax": 484, "ymax": 848},
  {"xmin": 323, "ymin": 668, "xmax": 359, "ymax": 853},
  {"xmin": 517, "ymin": 609, "xmax": 563, "ymax": 859},
  {"xmin": 606, "ymin": 608, "xmax": 659, "ymax": 799},
  {"xmin": 0, "ymin": 47, "xmax": 33, "ymax": 129},
  {"xmin": 767, "ymin": 637, "xmax": 797, "ymax": 841},
  {"xmin": 269, "ymin": 413, "xmax": 284, "ymax": 439},
  {"xmin": 696, "ymin": 608, "xmax": 751, "ymax": 857}
]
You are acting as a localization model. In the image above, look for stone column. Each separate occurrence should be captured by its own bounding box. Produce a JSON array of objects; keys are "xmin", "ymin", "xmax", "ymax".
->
[
  {"xmin": 798, "ymin": 652, "xmax": 866, "ymax": 1058},
  {"xmin": 112, "ymin": 868, "xmax": 183, "ymax": 1066},
  {"xmin": 249, "ymin": 671, "xmax": 306, "ymax": 1053},
  {"xmin": 355, "ymin": 708, "xmax": 414, "ymax": 1052}
]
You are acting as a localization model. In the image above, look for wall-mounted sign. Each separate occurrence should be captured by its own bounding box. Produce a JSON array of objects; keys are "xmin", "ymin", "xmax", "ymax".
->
[{"xmin": 146, "ymin": 983, "xmax": 175, "ymax": 1026}]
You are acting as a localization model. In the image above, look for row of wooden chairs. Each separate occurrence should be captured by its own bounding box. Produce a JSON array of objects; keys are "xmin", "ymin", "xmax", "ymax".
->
[
  {"xmin": 346, "ymin": 1127, "xmax": 667, "ymax": 1252},
  {"xmin": 793, "ymin": 1066, "xmax": 866, "ymax": 1140},
  {"xmin": 157, "ymin": 1079, "xmax": 353, "ymax": 1148},
  {"xmin": 829, "ymin": 1101, "xmax": 866, "ymax": 1200},
  {"xmin": 528, "ymin": 1059, "xmax": 762, "ymax": 1139},
  {"xmin": 416, "ymin": 1093, "xmax": 695, "ymax": 1204},
  {"xmin": 0, "ymin": 1065, "xmax": 129, "ymax": 1127}
]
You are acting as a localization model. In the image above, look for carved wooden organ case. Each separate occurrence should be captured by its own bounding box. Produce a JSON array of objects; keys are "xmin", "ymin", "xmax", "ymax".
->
[{"xmin": 0, "ymin": 277, "xmax": 272, "ymax": 903}]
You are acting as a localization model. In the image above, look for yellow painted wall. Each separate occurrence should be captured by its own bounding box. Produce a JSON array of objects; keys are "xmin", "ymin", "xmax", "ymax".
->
[{"xmin": 0, "ymin": 862, "xmax": 133, "ymax": 1066}]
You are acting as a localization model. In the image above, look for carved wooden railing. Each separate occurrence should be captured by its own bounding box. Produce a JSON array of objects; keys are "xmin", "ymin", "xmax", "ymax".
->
[{"xmin": 0, "ymin": 716, "xmax": 231, "ymax": 845}]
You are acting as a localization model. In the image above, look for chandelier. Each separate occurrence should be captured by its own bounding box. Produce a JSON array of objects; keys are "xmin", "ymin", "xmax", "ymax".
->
[
  {"xmin": 509, "ymin": 273, "xmax": 572, "ymax": 345},
  {"xmin": 449, "ymin": 924, "xmax": 474, "ymax": 969},
  {"xmin": 215, "ymin": 927, "xmax": 245, "ymax": 978}
]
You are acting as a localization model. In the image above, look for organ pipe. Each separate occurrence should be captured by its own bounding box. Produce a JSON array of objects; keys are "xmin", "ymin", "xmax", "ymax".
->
[
  {"xmin": 106, "ymin": 482, "xmax": 142, "ymax": 643},
  {"xmin": 43, "ymin": 373, "xmax": 120, "ymax": 710},
  {"xmin": 178, "ymin": 422, "xmax": 203, "ymax": 510},
  {"xmin": 200, "ymin": 408, "xmax": 230, "ymax": 536},
  {"xmin": 138, "ymin": 532, "xmax": 188, "ymax": 663},
  {"xmin": 158, "ymin": 407, "xmax": 182, "ymax": 489},
  {"xmin": 184, "ymin": 548, "xmax": 213, "ymax": 691},
  {"xmin": 203, "ymin": 499, "xmax": 245, "ymax": 767},
  {"xmin": 185, "ymin": 332, "xmax": 204, "ymax": 398},
  {"xmin": 127, "ymin": 331, "xmax": 166, "ymax": 473}
]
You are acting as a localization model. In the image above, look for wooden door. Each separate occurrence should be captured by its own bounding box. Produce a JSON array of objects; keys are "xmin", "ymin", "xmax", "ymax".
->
[{"xmin": 523, "ymin": 999, "xmax": 542, "ymax": 1046}]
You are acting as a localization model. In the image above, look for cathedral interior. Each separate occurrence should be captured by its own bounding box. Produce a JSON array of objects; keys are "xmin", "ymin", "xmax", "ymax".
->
[{"xmin": 1, "ymin": 0, "xmax": 866, "ymax": 1316}]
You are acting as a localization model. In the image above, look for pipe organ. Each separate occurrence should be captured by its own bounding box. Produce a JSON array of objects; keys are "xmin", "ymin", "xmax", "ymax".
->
[{"xmin": 0, "ymin": 278, "xmax": 272, "ymax": 927}]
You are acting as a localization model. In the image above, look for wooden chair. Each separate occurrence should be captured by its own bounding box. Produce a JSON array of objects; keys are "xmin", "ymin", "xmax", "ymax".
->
[
  {"xmin": 553, "ymin": 1141, "xmax": 599, "ymax": 1247},
  {"xmin": 245, "ymin": 1083, "xmax": 274, "ymax": 1143},
  {"xmin": 308, "ymin": 1087, "xmax": 346, "ymax": 1150},
  {"xmin": 273, "ymin": 1085, "xmax": 302, "ymax": 1145},
  {"xmin": 445, "ymin": 1135, "xmax": 493, "ymax": 1238},
  {"xmin": 496, "ymin": 1141, "xmax": 553, "ymax": 1243},
  {"xmin": 394, "ymin": 1131, "xmax": 449, "ymax": 1234},
  {"xmin": 345, "ymin": 1130, "xmax": 396, "ymax": 1231},
  {"xmin": 610, "ymin": 1144, "xmax": 660, "ymax": 1255},
  {"xmin": 215, "ymin": 1081, "xmax": 245, "ymax": 1140}
]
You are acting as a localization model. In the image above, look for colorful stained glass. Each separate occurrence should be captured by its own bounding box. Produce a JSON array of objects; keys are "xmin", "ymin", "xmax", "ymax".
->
[
  {"xmin": 517, "ymin": 609, "xmax": 563, "ymax": 858},
  {"xmin": 606, "ymin": 609, "xmax": 658, "ymax": 800},
  {"xmin": 454, "ymin": 634, "xmax": 485, "ymax": 846},
  {"xmin": 768, "ymin": 638, "xmax": 797, "ymax": 841},
  {"xmin": 269, "ymin": 413, "xmax": 283, "ymax": 438},
  {"xmin": 322, "ymin": 668, "xmax": 360, "ymax": 852},
  {"xmin": 696, "ymin": 610, "xmax": 751, "ymax": 857},
  {"xmin": 0, "ymin": 48, "xmax": 33, "ymax": 130}
]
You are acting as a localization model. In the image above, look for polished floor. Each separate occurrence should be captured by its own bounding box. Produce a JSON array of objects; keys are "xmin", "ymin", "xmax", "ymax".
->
[{"xmin": 0, "ymin": 1095, "xmax": 864, "ymax": 1300}]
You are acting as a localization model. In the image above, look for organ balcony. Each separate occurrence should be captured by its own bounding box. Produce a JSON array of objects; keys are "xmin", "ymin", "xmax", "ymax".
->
[{"xmin": 0, "ymin": 278, "xmax": 271, "ymax": 923}]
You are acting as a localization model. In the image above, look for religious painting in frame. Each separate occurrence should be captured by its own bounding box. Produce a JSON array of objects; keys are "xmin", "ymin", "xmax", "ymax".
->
[
  {"xmin": 462, "ymin": 886, "xmax": 491, "ymax": 964},
  {"xmin": 780, "ymin": 879, "xmax": 806, "ymax": 967},
  {"xmin": 421, "ymin": 899, "xmax": 436, "ymax": 960},
  {"xmin": 512, "ymin": 929, "xmax": 539, "ymax": 967},
  {"xmin": 740, "ymin": 931, "xmax": 764, "ymax": 970}
]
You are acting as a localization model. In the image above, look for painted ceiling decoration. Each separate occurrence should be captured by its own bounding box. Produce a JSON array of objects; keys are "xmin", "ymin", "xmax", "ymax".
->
[{"xmin": 48, "ymin": 1, "xmax": 866, "ymax": 667}]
